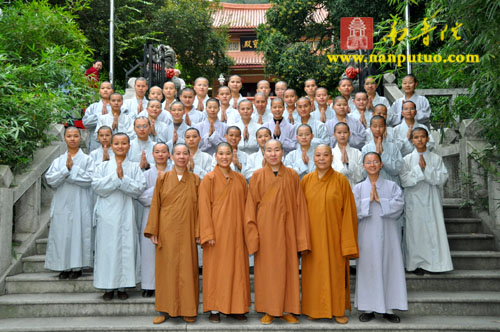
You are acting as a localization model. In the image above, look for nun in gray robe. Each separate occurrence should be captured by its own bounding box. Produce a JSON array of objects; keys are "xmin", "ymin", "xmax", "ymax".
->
[
  {"xmin": 353, "ymin": 177, "xmax": 407, "ymax": 314},
  {"xmin": 92, "ymin": 158, "xmax": 146, "ymax": 290},
  {"xmin": 45, "ymin": 149, "xmax": 95, "ymax": 272}
]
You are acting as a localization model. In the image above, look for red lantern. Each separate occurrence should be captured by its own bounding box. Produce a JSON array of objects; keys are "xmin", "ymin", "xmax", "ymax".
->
[
  {"xmin": 345, "ymin": 67, "xmax": 359, "ymax": 79},
  {"xmin": 165, "ymin": 68, "xmax": 175, "ymax": 79}
]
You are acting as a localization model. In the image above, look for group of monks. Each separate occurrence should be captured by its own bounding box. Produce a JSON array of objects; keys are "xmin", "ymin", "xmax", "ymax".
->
[
  {"xmin": 144, "ymin": 139, "xmax": 358, "ymax": 325},
  {"xmin": 43, "ymin": 72, "xmax": 454, "ymax": 326}
]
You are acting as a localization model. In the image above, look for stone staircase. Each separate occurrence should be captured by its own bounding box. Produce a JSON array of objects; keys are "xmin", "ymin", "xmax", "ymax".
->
[{"xmin": 1, "ymin": 203, "xmax": 499, "ymax": 331}]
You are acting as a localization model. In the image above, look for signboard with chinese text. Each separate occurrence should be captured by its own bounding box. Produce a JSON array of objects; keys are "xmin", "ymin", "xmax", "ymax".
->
[{"xmin": 240, "ymin": 36, "xmax": 258, "ymax": 50}]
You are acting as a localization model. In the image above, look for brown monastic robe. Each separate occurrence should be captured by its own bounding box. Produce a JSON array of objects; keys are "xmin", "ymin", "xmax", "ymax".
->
[
  {"xmin": 199, "ymin": 165, "xmax": 250, "ymax": 314},
  {"xmin": 244, "ymin": 164, "xmax": 311, "ymax": 317},
  {"xmin": 300, "ymin": 168, "xmax": 359, "ymax": 318},
  {"xmin": 144, "ymin": 170, "xmax": 200, "ymax": 317}
]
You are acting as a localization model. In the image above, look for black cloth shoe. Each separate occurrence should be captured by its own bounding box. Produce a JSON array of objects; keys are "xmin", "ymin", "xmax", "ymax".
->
[
  {"xmin": 69, "ymin": 270, "xmax": 82, "ymax": 279},
  {"xmin": 359, "ymin": 312, "xmax": 375, "ymax": 322},
  {"xmin": 383, "ymin": 313, "xmax": 400, "ymax": 323},
  {"xmin": 142, "ymin": 290, "xmax": 155, "ymax": 297},
  {"xmin": 117, "ymin": 291, "xmax": 128, "ymax": 300},
  {"xmin": 58, "ymin": 271, "xmax": 70, "ymax": 280},
  {"xmin": 208, "ymin": 313, "xmax": 220, "ymax": 323},
  {"xmin": 228, "ymin": 313, "xmax": 247, "ymax": 321},
  {"xmin": 413, "ymin": 268, "xmax": 425, "ymax": 276},
  {"xmin": 103, "ymin": 291, "xmax": 114, "ymax": 301}
]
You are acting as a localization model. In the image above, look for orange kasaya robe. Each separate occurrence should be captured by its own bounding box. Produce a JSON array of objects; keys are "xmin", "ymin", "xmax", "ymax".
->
[
  {"xmin": 199, "ymin": 165, "xmax": 250, "ymax": 314},
  {"xmin": 244, "ymin": 163, "xmax": 311, "ymax": 317},
  {"xmin": 300, "ymin": 168, "xmax": 359, "ymax": 318},
  {"xmin": 144, "ymin": 170, "xmax": 200, "ymax": 317}
]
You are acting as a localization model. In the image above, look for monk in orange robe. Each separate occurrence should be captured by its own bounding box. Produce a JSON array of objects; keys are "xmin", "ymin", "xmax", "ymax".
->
[
  {"xmin": 199, "ymin": 142, "xmax": 250, "ymax": 323},
  {"xmin": 245, "ymin": 139, "xmax": 311, "ymax": 325},
  {"xmin": 144, "ymin": 143, "xmax": 200, "ymax": 324},
  {"xmin": 301, "ymin": 144, "xmax": 359, "ymax": 323}
]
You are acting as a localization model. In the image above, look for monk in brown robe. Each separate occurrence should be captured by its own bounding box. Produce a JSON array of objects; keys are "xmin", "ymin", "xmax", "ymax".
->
[
  {"xmin": 301, "ymin": 144, "xmax": 359, "ymax": 323},
  {"xmin": 199, "ymin": 142, "xmax": 250, "ymax": 323},
  {"xmin": 144, "ymin": 143, "xmax": 200, "ymax": 324},
  {"xmin": 245, "ymin": 139, "xmax": 311, "ymax": 325}
]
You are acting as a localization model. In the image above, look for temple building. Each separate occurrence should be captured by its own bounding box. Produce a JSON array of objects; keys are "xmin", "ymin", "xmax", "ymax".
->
[
  {"xmin": 212, "ymin": 2, "xmax": 271, "ymax": 96},
  {"xmin": 212, "ymin": 2, "xmax": 328, "ymax": 96}
]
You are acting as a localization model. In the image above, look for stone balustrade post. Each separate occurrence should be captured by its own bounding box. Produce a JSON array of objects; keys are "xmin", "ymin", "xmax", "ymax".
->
[
  {"xmin": 14, "ymin": 179, "xmax": 41, "ymax": 234},
  {"xmin": 0, "ymin": 166, "xmax": 14, "ymax": 277}
]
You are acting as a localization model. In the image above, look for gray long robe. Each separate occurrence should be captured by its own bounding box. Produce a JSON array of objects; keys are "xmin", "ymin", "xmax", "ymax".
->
[
  {"xmin": 137, "ymin": 164, "xmax": 172, "ymax": 290},
  {"xmin": 401, "ymin": 150, "xmax": 453, "ymax": 272},
  {"xmin": 353, "ymin": 177, "xmax": 407, "ymax": 313},
  {"xmin": 44, "ymin": 149, "xmax": 95, "ymax": 271},
  {"xmin": 92, "ymin": 158, "xmax": 146, "ymax": 289}
]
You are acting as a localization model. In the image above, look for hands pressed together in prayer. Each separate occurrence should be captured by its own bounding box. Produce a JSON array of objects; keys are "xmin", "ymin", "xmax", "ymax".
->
[
  {"xmin": 370, "ymin": 182, "xmax": 380, "ymax": 203},
  {"xmin": 116, "ymin": 160, "xmax": 124, "ymax": 179},
  {"xmin": 66, "ymin": 153, "xmax": 73, "ymax": 171}
]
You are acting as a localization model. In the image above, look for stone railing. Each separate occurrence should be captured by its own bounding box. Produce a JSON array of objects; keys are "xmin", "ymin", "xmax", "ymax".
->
[
  {"xmin": 383, "ymin": 73, "xmax": 469, "ymax": 114},
  {"xmin": 0, "ymin": 125, "xmax": 65, "ymax": 292},
  {"xmin": 383, "ymin": 73, "xmax": 500, "ymax": 243},
  {"xmin": 455, "ymin": 120, "xmax": 500, "ymax": 239}
]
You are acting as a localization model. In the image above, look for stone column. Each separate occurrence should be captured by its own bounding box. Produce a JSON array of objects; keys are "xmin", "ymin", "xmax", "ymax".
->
[
  {"xmin": 488, "ymin": 166, "xmax": 500, "ymax": 228},
  {"xmin": 14, "ymin": 179, "xmax": 41, "ymax": 234},
  {"xmin": 383, "ymin": 73, "xmax": 403, "ymax": 104},
  {"xmin": 0, "ymin": 166, "xmax": 14, "ymax": 277}
]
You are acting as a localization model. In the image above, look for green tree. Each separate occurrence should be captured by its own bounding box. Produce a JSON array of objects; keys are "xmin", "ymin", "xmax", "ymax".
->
[
  {"xmin": 256, "ymin": 0, "xmax": 394, "ymax": 92},
  {"xmin": 76, "ymin": 0, "xmax": 162, "ymax": 85},
  {"xmin": 373, "ymin": 0, "xmax": 499, "ymax": 152},
  {"xmin": 151, "ymin": 0, "xmax": 233, "ymax": 83},
  {"xmin": 0, "ymin": 0, "xmax": 94, "ymax": 171},
  {"xmin": 75, "ymin": 0, "xmax": 232, "ymax": 86}
]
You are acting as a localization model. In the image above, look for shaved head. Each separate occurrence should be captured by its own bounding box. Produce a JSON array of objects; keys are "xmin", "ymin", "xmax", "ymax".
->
[
  {"xmin": 264, "ymin": 139, "xmax": 283, "ymax": 151},
  {"xmin": 315, "ymin": 144, "xmax": 332, "ymax": 155}
]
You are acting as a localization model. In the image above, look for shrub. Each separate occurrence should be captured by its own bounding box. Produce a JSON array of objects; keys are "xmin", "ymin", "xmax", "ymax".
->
[{"xmin": 0, "ymin": 0, "xmax": 94, "ymax": 172}]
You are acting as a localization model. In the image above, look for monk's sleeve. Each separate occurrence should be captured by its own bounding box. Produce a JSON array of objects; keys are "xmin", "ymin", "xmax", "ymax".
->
[
  {"xmin": 198, "ymin": 176, "xmax": 215, "ymax": 245},
  {"xmin": 341, "ymin": 178, "xmax": 359, "ymax": 259},
  {"xmin": 194, "ymin": 175, "xmax": 201, "ymax": 239},
  {"xmin": 244, "ymin": 176, "xmax": 260, "ymax": 255},
  {"xmin": 294, "ymin": 172, "xmax": 311, "ymax": 252},
  {"xmin": 144, "ymin": 173, "xmax": 164, "ymax": 238}
]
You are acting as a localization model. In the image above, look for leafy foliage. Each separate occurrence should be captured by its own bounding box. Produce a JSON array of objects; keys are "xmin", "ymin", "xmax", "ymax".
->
[
  {"xmin": 374, "ymin": 0, "xmax": 499, "ymax": 154},
  {"xmin": 0, "ymin": 1, "xmax": 94, "ymax": 172},
  {"xmin": 75, "ymin": 0, "xmax": 162, "ymax": 84},
  {"xmin": 151, "ymin": 0, "xmax": 233, "ymax": 83},
  {"xmin": 256, "ymin": 0, "xmax": 394, "ymax": 93},
  {"xmin": 75, "ymin": 0, "xmax": 233, "ymax": 86}
]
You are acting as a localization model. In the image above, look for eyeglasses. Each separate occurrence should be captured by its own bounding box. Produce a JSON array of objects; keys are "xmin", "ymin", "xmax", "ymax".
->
[
  {"xmin": 364, "ymin": 161, "xmax": 380, "ymax": 165},
  {"xmin": 135, "ymin": 125, "xmax": 149, "ymax": 129}
]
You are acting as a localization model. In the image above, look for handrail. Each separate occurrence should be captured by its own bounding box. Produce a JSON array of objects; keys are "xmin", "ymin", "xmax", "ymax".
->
[{"xmin": 0, "ymin": 125, "xmax": 65, "ymax": 288}]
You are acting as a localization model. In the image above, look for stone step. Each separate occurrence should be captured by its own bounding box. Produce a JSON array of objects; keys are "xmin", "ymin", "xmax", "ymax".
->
[
  {"xmin": 21, "ymin": 255, "xmax": 49, "ymax": 273},
  {"xmin": 444, "ymin": 218, "xmax": 482, "ymax": 234},
  {"xmin": 5, "ymin": 272, "xmax": 99, "ymax": 294},
  {"xmin": 451, "ymin": 251, "xmax": 500, "ymax": 270},
  {"xmin": 36, "ymin": 238, "xmax": 47, "ymax": 255},
  {"xmin": 6, "ymin": 269, "xmax": 500, "ymax": 295},
  {"xmin": 21, "ymin": 248, "xmax": 500, "ymax": 277},
  {"xmin": 0, "ymin": 315, "xmax": 499, "ymax": 332},
  {"xmin": 443, "ymin": 204, "xmax": 472, "ymax": 218},
  {"xmin": 1, "ymin": 291, "xmax": 499, "ymax": 318},
  {"xmin": 448, "ymin": 234, "xmax": 496, "ymax": 251},
  {"xmin": 403, "ymin": 270, "xmax": 500, "ymax": 291}
]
